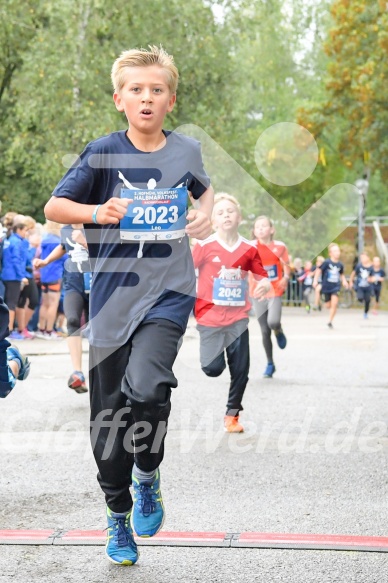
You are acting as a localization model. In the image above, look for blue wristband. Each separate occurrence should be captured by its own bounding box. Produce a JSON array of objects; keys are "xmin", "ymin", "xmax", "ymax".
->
[{"xmin": 92, "ymin": 204, "xmax": 101, "ymax": 224}]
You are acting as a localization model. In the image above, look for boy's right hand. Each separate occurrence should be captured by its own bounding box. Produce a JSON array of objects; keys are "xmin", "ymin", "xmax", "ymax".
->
[
  {"xmin": 33, "ymin": 258, "xmax": 46, "ymax": 269},
  {"xmin": 95, "ymin": 198, "xmax": 132, "ymax": 225}
]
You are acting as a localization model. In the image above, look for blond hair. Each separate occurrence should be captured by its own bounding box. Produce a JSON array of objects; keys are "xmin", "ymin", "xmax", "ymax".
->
[
  {"xmin": 43, "ymin": 220, "xmax": 62, "ymax": 237},
  {"xmin": 23, "ymin": 215, "xmax": 36, "ymax": 231},
  {"xmin": 316, "ymin": 255, "xmax": 325, "ymax": 265},
  {"xmin": 111, "ymin": 45, "xmax": 179, "ymax": 94},
  {"xmin": 212, "ymin": 192, "xmax": 241, "ymax": 218}
]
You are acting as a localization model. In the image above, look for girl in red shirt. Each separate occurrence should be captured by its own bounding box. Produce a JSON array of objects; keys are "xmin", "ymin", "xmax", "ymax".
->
[{"xmin": 250, "ymin": 215, "xmax": 290, "ymax": 378}]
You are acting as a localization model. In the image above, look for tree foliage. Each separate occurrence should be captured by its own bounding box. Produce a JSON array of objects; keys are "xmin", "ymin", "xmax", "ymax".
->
[
  {"xmin": 1, "ymin": 0, "xmax": 387, "ymax": 226},
  {"xmin": 298, "ymin": 0, "xmax": 388, "ymax": 213}
]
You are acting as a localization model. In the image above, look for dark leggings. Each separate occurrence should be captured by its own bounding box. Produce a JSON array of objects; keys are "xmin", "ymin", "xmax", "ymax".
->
[
  {"xmin": 357, "ymin": 288, "xmax": 371, "ymax": 314},
  {"xmin": 64, "ymin": 290, "xmax": 89, "ymax": 336},
  {"xmin": 3, "ymin": 281, "xmax": 21, "ymax": 311},
  {"xmin": 89, "ymin": 318, "xmax": 183, "ymax": 513},
  {"xmin": 17, "ymin": 278, "xmax": 40, "ymax": 310},
  {"xmin": 252, "ymin": 296, "xmax": 282, "ymax": 364}
]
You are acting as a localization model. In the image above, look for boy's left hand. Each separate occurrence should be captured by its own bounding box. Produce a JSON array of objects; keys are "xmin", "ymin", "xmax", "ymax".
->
[{"xmin": 185, "ymin": 209, "xmax": 212, "ymax": 240}]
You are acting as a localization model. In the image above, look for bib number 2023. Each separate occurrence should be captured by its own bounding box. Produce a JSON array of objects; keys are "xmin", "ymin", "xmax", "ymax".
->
[{"xmin": 132, "ymin": 205, "xmax": 179, "ymax": 226}]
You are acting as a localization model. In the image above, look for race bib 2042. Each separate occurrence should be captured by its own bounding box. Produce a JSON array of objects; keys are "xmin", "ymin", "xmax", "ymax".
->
[
  {"xmin": 212, "ymin": 278, "xmax": 247, "ymax": 306},
  {"xmin": 120, "ymin": 186, "xmax": 188, "ymax": 241}
]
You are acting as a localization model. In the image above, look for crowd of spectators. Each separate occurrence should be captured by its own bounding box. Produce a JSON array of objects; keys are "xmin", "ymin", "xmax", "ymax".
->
[{"xmin": 0, "ymin": 211, "xmax": 66, "ymax": 340}]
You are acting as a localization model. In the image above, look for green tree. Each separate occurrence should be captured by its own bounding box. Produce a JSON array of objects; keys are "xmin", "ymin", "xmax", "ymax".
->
[
  {"xmin": 0, "ymin": 0, "xmax": 237, "ymax": 219},
  {"xmin": 298, "ymin": 0, "xmax": 388, "ymax": 216}
]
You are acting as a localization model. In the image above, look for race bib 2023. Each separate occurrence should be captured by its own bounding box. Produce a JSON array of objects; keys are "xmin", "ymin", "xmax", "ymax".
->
[{"xmin": 120, "ymin": 186, "xmax": 188, "ymax": 241}]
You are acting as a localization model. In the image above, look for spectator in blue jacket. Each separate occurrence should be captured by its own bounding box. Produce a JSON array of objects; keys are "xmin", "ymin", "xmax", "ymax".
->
[
  {"xmin": 36, "ymin": 221, "xmax": 66, "ymax": 339},
  {"xmin": 0, "ymin": 222, "xmax": 29, "ymax": 339},
  {"xmin": 15, "ymin": 218, "xmax": 41, "ymax": 339}
]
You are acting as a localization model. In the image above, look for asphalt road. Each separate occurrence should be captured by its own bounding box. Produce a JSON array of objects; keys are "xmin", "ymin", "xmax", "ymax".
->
[{"xmin": 1, "ymin": 307, "xmax": 388, "ymax": 583}]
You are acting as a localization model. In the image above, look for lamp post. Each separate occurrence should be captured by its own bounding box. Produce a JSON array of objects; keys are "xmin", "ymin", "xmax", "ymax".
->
[{"xmin": 355, "ymin": 173, "xmax": 369, "ymax": 257}]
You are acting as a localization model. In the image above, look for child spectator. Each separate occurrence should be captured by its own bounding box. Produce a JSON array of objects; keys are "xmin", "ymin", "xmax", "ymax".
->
[
  {"xmin": 298, "ymin": 260, "xmax": 314, "ymax": 312},
  {"xmin": 0, "ymin": 223, "xmax": 29, "ymax": 339},
  {"xmin": 312, "ymin": 255, "xmax": 324, "ymax": 311},
  {"xmin": 15, "ymin": 218, "xmax": 40, "ymax": 338},
  {"xmin": 36, "ymin": 221, "xmax": 66, "ymax": 339},
  {"xmin": 291, "ymin": 257, "xmax": 304, "ymax": 305}
]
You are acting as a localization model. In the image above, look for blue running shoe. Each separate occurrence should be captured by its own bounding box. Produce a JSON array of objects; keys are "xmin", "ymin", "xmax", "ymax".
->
[
  {"xmin": 106, "ymin": 507, "xmax": 138, "ymax": 566},
  {"xmin": 263, "ymin": 362, "xmax": 276, "ymax": 378},
  {"xmin": 6, "ymin": 346, "xmax": 31, "ymax": 380},
  {"xmin": 8, "ymin": 330, "xmax": 24, "ymax": 341},
  {"xmin": 274, "ymin": 328, "xmax": 287, "ymax": 349},
  {"xmin": 131, "ymin": 469, "xmax": 165, "ymax": 537}
]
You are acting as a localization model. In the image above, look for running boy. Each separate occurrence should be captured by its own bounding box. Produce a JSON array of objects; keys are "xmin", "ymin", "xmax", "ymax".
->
[
  {"xmin": 313, "ymin": 243, "xmax": 348, "ymax": 328},
  {"xmin": 370, "ymin": 256, "xmax": 385, "ymax": 314},
  {"xmin": 0, "ymin": 297, "xmax": 30, "ymax": 398},
  {"xmin": 192, "ymin": 193, "xmax": 270, "ymax": 433},
  {"xmin": 44, "ymin": 46, "xmax": 213, "ymax": 566},
  {"xmin": 250, "ymin": 215, "xmax": 290, "ymax": 378},
  {"xmin": 349, "ymin": 252, "xmax": 373, "ymax": 319},
  {"xmin": 34, "ymin": 224, "xmax": 91, "ymax": 393}
]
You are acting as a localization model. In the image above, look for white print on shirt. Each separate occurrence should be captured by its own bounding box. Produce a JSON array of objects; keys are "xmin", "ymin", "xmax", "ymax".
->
[
  {"xmin": 118, "ymin": 171, "xmax": 184, "ymax": 191},
  {"xmin": 327, "ymin": 264, "xmax": 340, "ymax": 283},
  {"xmin": 66, "ymin": 238, "xmax": 90, "ymax": 273},
  {"xmin": 218, "ymin": 266, "xmax": 242, "ymax": 280},
  {"xmin": 358, "ymin": 267, "xmax": 370, "ymax": 288}
]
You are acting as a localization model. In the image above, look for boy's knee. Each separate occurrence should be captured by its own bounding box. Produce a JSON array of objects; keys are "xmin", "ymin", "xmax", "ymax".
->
[
  {"xmin": 126, "ymin": 391, "xmax": 171, "ymax": 417},
  {"xmin": 123, "ymin": 373, "xmax": 173, "ymax": 411},
  {"xmin": 268, "ymin": 320, "xmax": 281, "ymax": 332},
  {"xmin": 202, "ymin": 362, "xmax": 225, "ymax": 377},
  {"xmin": 66, "ymin": 316, "xmax": 81, "ymax": 336}
]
